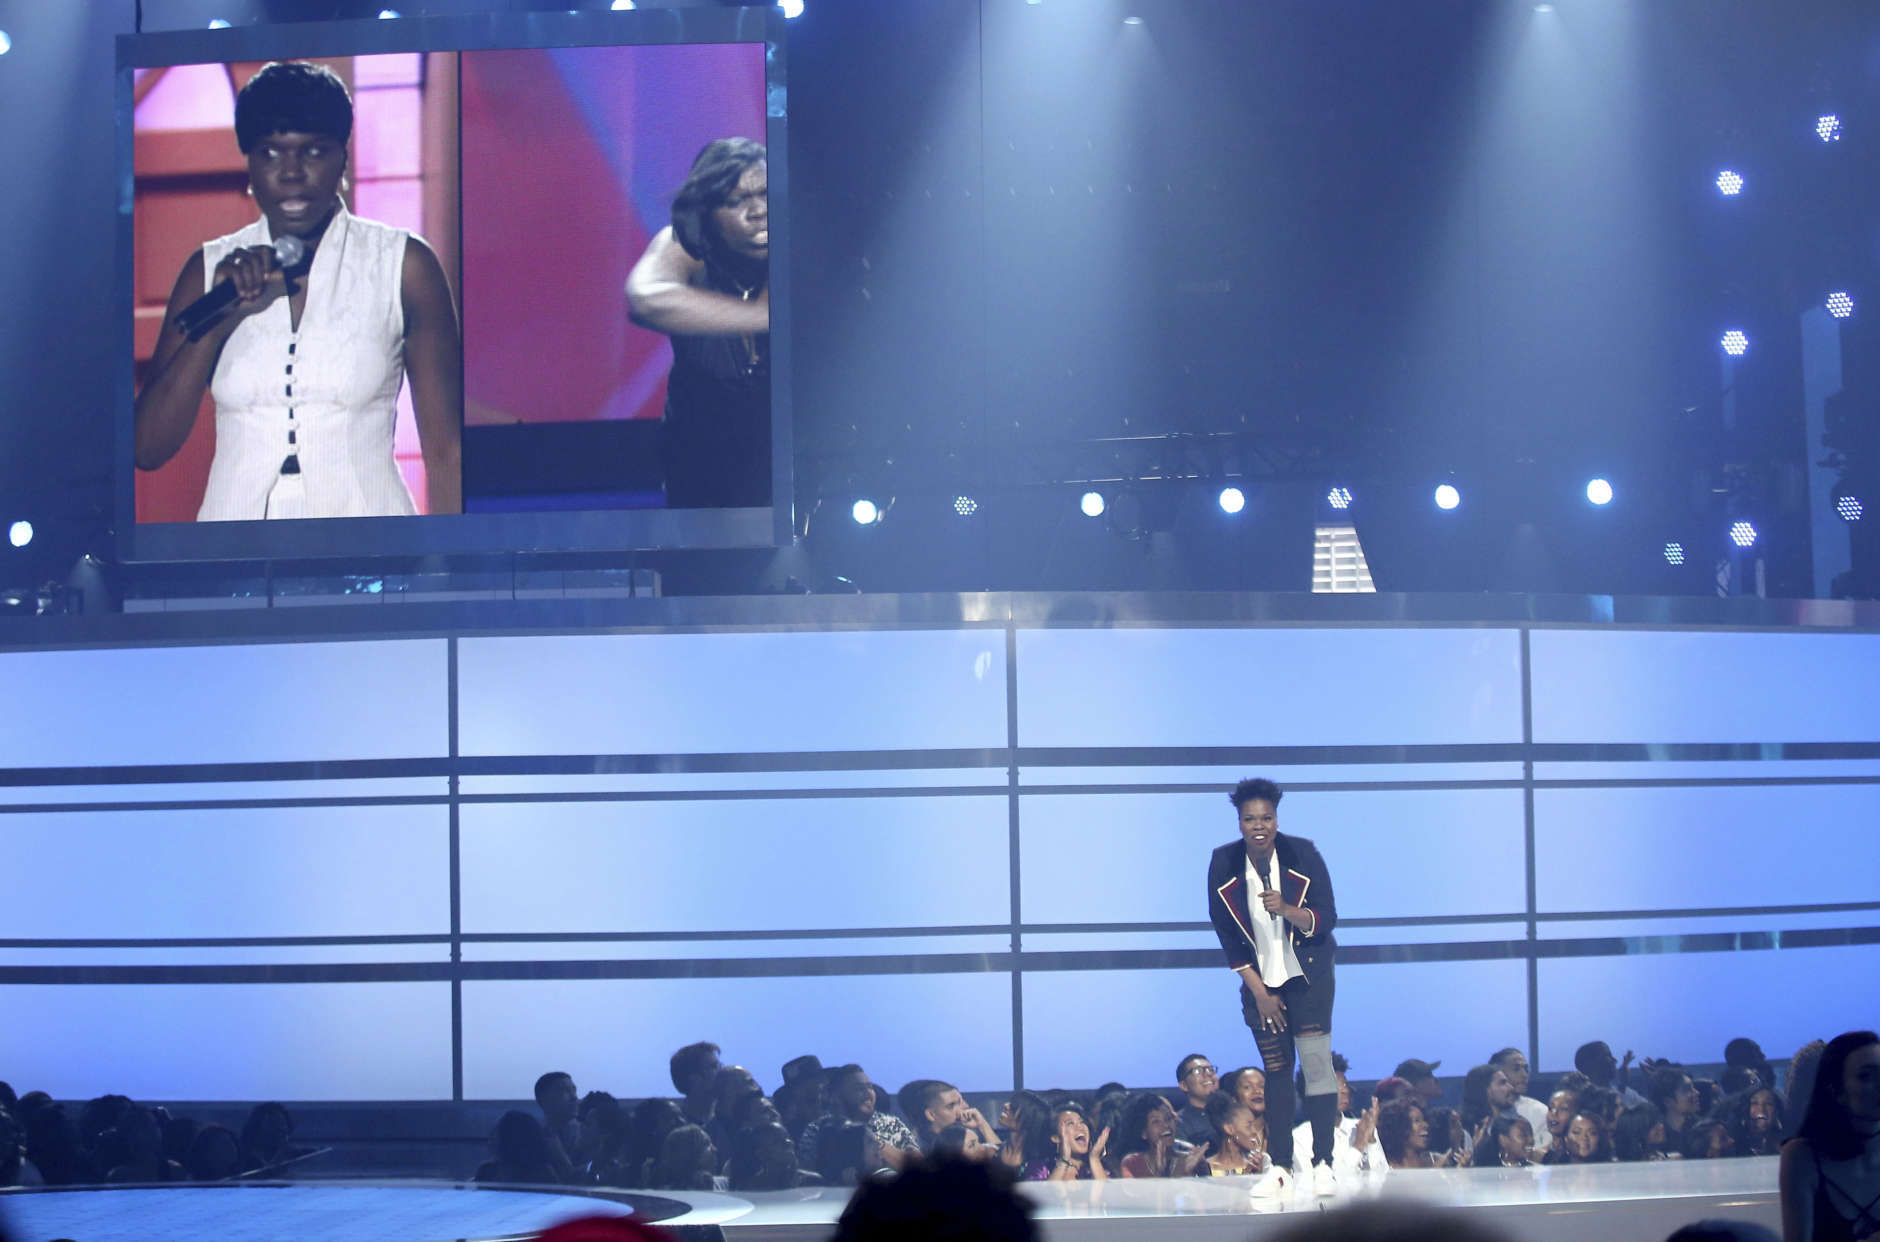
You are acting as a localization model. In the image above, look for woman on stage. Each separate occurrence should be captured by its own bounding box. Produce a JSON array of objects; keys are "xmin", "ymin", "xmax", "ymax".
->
[
  {"xmin": 1207, "ymin": 777, "xmax": 1341, "ymax": 1195},
  {"xmin": 625, "ymin": 137, "xmax": 771, "ymax": 509}
]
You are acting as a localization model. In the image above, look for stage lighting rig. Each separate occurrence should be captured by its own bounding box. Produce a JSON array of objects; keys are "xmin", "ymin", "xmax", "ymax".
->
[
  {"xmin": 1664, "ymin": 542, "xmax": 1685, "ymax": 566},
  {"xmin": 1433, "ymin": 484, "xmax": 1460, "ymax": 511},
  {"xmin": 1729, "ymin": 520, "xmax": 1758, "ymax": 548},
  {"xmin": 1586, "ymin": 478, "xmax": 1613, "ymax": 506},
  {"xmin": 1716, "ymin": 170, "xmax": 1743, "ymax": 196},
  {"xmin": 1827, "ymin": 292, "xmax": 1854, "ymax": 319},
  {"xmin": 1218, "ymin": 487, "xmax": 1245, "ymax": 515},
  {"xmin": 1816, "ymin": 115, "xmax": 1842, "ymax": 143},
  {"xmin": 1721, "ymin": 330, "xmax": 1749, "ymax": 357},
  {"xmin": 1838, "ymin": 496, "xmax": 1864, "ymax": 522}
]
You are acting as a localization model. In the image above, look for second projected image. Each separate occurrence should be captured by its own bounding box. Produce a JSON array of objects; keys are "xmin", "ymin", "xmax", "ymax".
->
[{"xmin": 460, "ymin": 43, "xmax": 770, "ymax": 513}]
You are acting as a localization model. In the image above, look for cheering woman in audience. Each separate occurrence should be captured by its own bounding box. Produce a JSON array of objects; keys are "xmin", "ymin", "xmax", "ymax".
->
[
  {"xmin": 1114, "ymin": 1093, "xmax": 1211, "ymax": 1179},
  {"xmin": 1377, "ymin": 1100, "xmax": 1436, "ymax": 1170},
  {"xmin": 135, "ymin": 61, "xmax": 461, "ymax": 519},
  {"xmin": 1779, "ymin": 1030, "xmax": 1880, "ymax": 1242}
]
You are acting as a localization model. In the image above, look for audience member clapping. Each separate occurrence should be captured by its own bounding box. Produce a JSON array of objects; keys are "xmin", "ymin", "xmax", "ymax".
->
[
  {"xmin": 1111, "ymin": 1092, "xmax": 1209, "ymax": 1178},
  {"xmin": 1424, "ymin": 1105, "xmax": 1467, "ymax": 1166}
]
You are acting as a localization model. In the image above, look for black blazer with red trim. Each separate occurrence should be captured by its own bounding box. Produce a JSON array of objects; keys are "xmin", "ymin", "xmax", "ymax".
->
[{"xmin": 1206, "ymin": 833, "xmax": 1337, "ymax": 984}]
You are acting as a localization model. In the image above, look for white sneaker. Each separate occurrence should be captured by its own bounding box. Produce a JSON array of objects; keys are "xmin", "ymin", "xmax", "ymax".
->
[{"xmin": 1312, "ymin": 1163, "xmax": 1337, "ymax": 1197}]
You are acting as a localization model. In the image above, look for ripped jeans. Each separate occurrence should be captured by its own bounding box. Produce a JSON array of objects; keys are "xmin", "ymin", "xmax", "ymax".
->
[{"xmin": 1239, "ymin": 970, "xmax": 1337, "ymax": 1170}]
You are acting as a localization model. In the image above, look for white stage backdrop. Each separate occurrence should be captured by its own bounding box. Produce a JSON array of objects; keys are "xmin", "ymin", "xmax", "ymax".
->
[{"xmin": 2, "ymin": 621, "xmax": 1876, "ymax": 1099}]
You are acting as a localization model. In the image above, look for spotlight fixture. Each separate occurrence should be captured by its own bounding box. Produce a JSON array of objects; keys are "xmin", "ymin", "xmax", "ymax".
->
[
  {"xmin": 1827, "ymin": 291, "xmax": 1855, "ymax": 319},
  {"xmin": 378, "ymin": 8, "xmax": 401, "ymax": 18},
  {"xmin": 207, "ymin": 18, "xmax": 232, "ymax": 28},
  {"xmin": 1838, "ymin": 496, "xmax": 1864, "ymax": 522},
  {"xmin": 1122, "ymin": 14, "xmax": 1145, "ymax": 23},
  {"xmin": 7, "ymin": 520, "xmax": 31, "ymax": 548},
  {"xmin": 1080, "ymin": 491, "xmax": 1106, "ymax": 518},
  {"xmin": 851, "ymin": 498, "xmax": 880, "ymax": 525},
  {"xmin": 1663, "ymin": 542, "xmax": 1685, "ymax": 566},
  {"xmin": 1218, "ymin": 486, "xmax": 1245, "ymax": 515},
  {"xmin": 1729, "ymin": 520, "xmax": 1758, "ymax": 548},
  {"xmin": 0, "ymin": 30, "xmax": 12, "ymax": 56},
  {"xmin": 1326, "ymin": 486, "xmax": 1352, "ymax": 510},
  {"xmin": 1715, "ymin": 170, "xmax": 1744, "ymax": 196},
  {"xmin": 1434, "ymin": 484, "xmax": 1460, "ymax": 511},
  {"xmin": 778, "ymin": 0, "xmax": 805, "ymax": 18},
  {"xmin": 611, "ymin": 0, "xmax": 635, "ymax": 8},
  {"xmin": 953, "ymin": 495, "xmax": 978, "ymax": 517},
  {"xmin": 1721, "ymin": 330, "xmax": 1749, "ymax": 357},
  {"xmin": 1816, "ymin": 115, "xmax": 1842, "ymax": 143},
  {"xmin": 1586, "ymin": 478, "xmax": 1614, "ymax": 506}
]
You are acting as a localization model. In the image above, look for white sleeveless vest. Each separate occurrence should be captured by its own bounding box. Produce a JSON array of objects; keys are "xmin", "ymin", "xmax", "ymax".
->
[{"xmin": 198, "ymin": 205, "xmax": 416, "ymax": 521}]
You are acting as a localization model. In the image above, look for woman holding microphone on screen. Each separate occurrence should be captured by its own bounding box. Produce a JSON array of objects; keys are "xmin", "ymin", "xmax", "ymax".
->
[
  {"xmin": 135, "ymin": 60, "xmax": 461, "ymax": 519},
  {"xmin": 1207, "ymin": 777, "xmax": 1342, "ymax": 1196}
]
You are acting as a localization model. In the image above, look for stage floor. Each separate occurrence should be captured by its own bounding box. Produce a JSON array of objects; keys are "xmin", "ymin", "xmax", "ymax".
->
[{"xmin": 0, "ymin": 1159, "xmax": 1778, "ymax": 1242}]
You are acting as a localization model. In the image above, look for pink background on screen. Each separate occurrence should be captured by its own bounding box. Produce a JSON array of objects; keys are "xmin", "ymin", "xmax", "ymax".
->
[{"xmin": 459, "ymin": 44, "xmax": 767, "ymax": 425}]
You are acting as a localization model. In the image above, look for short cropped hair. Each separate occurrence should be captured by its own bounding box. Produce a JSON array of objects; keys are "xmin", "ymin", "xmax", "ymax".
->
[
  {"xmin": 235, "ymin": 61, "xmax": 353, "ymax": 154},
  {"xmin": 1230, "ymin": 778, "xmax": 1283, "ymax": 809},
  {"xmin": 671, "ymin": 137, "xmax": 767, "ymax": 267},
  {"xmin": 669, "ymin": 1041, "xmax": 722, "ymax": 1094}
]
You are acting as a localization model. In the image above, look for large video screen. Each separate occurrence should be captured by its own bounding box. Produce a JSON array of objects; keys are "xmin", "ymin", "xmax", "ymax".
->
[{"xmin": 116, "ymin": 9, "xmax": 788, "ymax": 562}]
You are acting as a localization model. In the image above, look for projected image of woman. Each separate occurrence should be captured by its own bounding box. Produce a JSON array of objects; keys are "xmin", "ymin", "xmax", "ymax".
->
[
  {"xmin": 626, "ymin": 137, "xmax": 770, "ymax": 509},
  {"xmin": 135, "ymin": 61, "xmax": 462, "ymax": 519}
]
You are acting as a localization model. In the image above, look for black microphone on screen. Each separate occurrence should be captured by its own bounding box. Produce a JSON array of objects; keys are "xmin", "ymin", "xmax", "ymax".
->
[{"xmin": 177, "ymin": 233, "xmax": 307, "ymax": 340}]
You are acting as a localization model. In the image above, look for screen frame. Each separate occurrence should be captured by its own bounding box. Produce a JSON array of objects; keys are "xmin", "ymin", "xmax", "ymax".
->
[{"xmin": 115, "ymin": 7, "xmax": 792, "ymax": 563}]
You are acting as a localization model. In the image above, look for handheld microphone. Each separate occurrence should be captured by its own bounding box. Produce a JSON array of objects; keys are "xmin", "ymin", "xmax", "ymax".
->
[{"xmin": 178, "ymin": 234, "xmax": 307, "ymax": 339}]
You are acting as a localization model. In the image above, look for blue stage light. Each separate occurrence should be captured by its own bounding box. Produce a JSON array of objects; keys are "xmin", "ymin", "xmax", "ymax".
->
[
  {"xmin": 378, "ymin": 9, "xmax": 401, "ymax": 18},
  {"xmin": 207, "ymin": 18, "xmax": 231, "ymax": 28},
  {"xmin": 1326, "ymin": 486, "xmax": 1352, "ymax": 510},
  {"xmin": 1827, "ymin": 292, "xmax": 1854, "ymax": 319},
  {"xmin": 779, "ymin": 0, "xmax": 805, "ymax": 18},
  {"xmin": 1663, "ymin": 542, "xmax": 1685, "ymax": 566},
  {"xmin": 1838, "ymin": 496, "xmax": 1864, "ymax": 522},
  {"xmin": 1817, "ymin": 115, "xmax": 1842, "ymax": 142},
  {"xmin": 1434, "ymin": 484, "xmax": 1460, "ymax": 511},
  {"xmin": 851, "ymin": 499, "xmax": 880, "ymax": 525},
  {"xmin": 611, "ymin": 0, "xmax": 635, "ymax": 8},
  {"xmin": 1218, "ymin": 486, "xmax": 1245, "ymax": 515},
  {"xmin": 7, "ymin": 520, "xmax": 31, "ymax": 548},
  {"xmin": 1729, "ymin": 520, "xmax": 1758, "ymax": 548},
  {"xmin": 1716, "ymin": 170, "xmax": 1744, "ymax": 196},
  {"xmin": 0, "ymin": 30, "xmax": 12, "ymax": 56},
  {"xmin": 1721, "ymin": 330, "xmax": 1749, "ymax": 357},
  {"xmin": 1586, "ymin": 478, "xmax": 1614, "ymax": 506},
  {"xmin": 953, "ymin": 495, "xmax": 978, "ymax": 517},
  {"xmin": 1080, "ymin": 491, "xmax": 1106, "ymax": 518}
]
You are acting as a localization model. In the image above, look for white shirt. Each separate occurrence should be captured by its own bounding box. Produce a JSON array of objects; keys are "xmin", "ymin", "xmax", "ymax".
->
[
  {"xmin": 1515, "ymin": 1094, "xmax": 1551, "ymax": 1154},
  {"xmin": 1292, "ymin": 1115, "xmax": 1388, "ymax": 1179},
  {"xmin": 1245, "ymin": 851, "xmax": 1304, "ymax": 988},
  {"xmin": 200, "ymin": 205, "xmax": 418, "ymax": 521}
]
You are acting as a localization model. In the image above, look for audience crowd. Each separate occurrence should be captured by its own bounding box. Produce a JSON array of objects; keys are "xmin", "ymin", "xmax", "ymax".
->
[{"xmin": 0, "ymin": 1031, "xmax": 1825, "ymax": 1195}]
